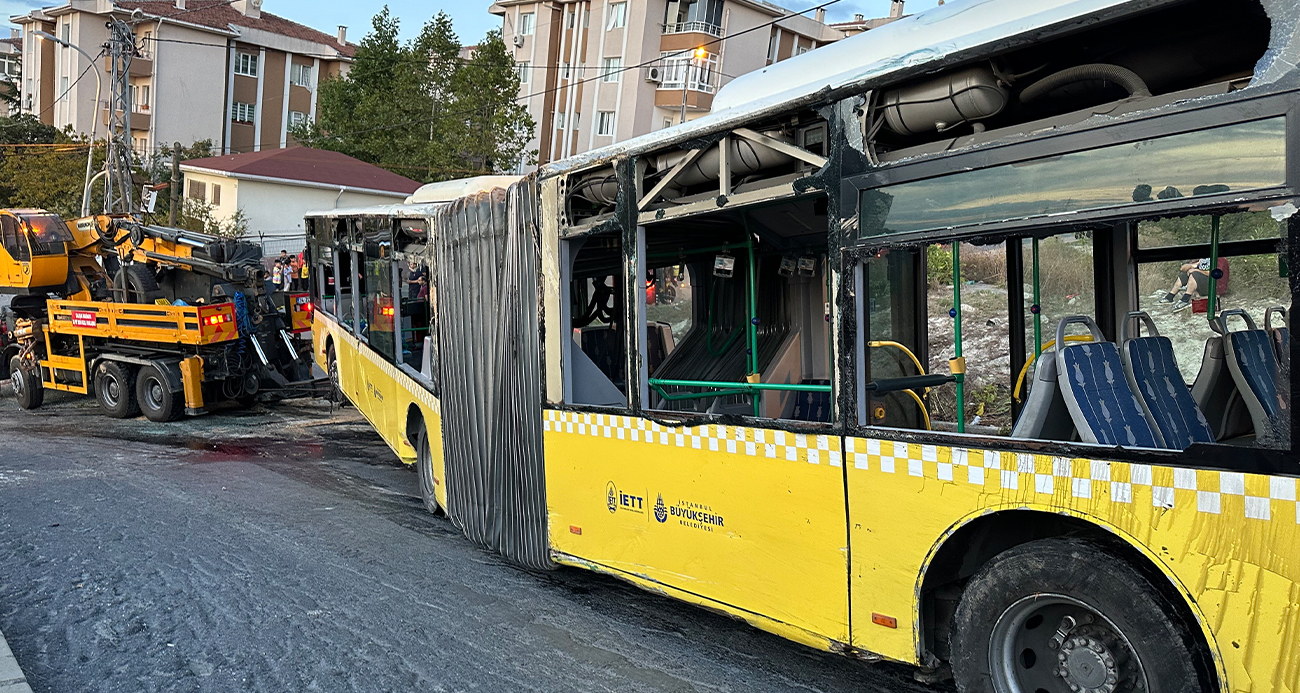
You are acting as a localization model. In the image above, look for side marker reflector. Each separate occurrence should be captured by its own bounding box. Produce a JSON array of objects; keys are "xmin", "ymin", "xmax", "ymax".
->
[
  {"xmin": 871, "ymin": 613, "xmax": 897, "ymax": 629},
  {"xmin": 569, "ymin": 525, "xmax": 583, "ymax": 535}
]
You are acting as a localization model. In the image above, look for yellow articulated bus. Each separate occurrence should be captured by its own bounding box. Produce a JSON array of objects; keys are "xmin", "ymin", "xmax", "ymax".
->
[{"xmin": 309, "ymin": 1, "xmax": 1299, "ymax": 690}]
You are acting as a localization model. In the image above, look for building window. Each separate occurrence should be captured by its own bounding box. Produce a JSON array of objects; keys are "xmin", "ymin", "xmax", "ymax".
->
[
  {"xmin": 767, "ymin": 29, "xmax": 780, "ymax": 63},
  {"xmin": 561, "ymin": 62, "xmax": 571, "ymax": 80},
  {"xmin": 188, "ymin": 180, "xmax": 206, "ymax": 200},
  {"xmin": 60, "ymin": 23, "xmax": 69, "ymax": 45},
  {"xmin": 231, "ymin": 102, "xmax": 256, "ymax": 123},
  {"xmin": 607, "ymin": 2, "xmax": 627, "ymax": 30},
  {"xmin": 234, "ymin": 53, "xmax": 258, "ymax": 77},
  {"xmin": 290, "ymin": 63, "xmax": 312, "ymax": 88},
  {"xmin": 289, "ymin": 110, "xmax": 308, "ymax": 127},
  {"xmin": 59, "ymin": 76, "xmax": 68, "ymax": 99},
  {"xmin": 554, "ymin": 112, "xmax": 565, "ymax": 130},
  {"xmin": 133, "ymin": 136, "xmax": 147, "ymax": 154},
  {"xmin": 0, "ymin": 56, "xmax": 18, "ymax": 78},
  {"xmin": 596, "ymin": 110, "xmax": 615, "ymax": 136},
  {"xmin": 601, "ymin": 57, "xmax": 622, "ymax": 82},
  {"xmin": 663, "ymin": 117, "xmax": 673, "ymax": 130},
  {"xmin": 516, "ymin": 61, "xmax": 530, "ymax": 84},
  {"xmin": 140, "ymin": 85, "xmax": 150, "ymax": 110},
  {"xmin": 567, "ymin": 8, "xmax": 576, "ymax": 29},
  {"xmin": 658, "ymin": 50, "xmax": 718, "ymax": 93},
  {"xmin": 211, "ymin": 184, "xmax": 221, "ymax": 206},
  {"xmin": 518, "ymin": 12, "xmax": 534, "ymax": 36}
]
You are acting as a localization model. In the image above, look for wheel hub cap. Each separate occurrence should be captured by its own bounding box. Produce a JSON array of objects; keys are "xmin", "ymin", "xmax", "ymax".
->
[{"xmin": 1058, "ymin": 635, "xmax": 1118, "ymax": 692}]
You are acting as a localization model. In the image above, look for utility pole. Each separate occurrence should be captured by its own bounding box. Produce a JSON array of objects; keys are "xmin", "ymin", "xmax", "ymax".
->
[
  {"xmin": 104, "ymin": 18, "xmax": 138, "ymax": 214},
  {"xmin": 168, "ymin": 141, "xmax": 181, "ymax": 226}
]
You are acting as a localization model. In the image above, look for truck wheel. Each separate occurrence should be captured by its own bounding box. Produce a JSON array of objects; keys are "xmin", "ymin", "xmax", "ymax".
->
[
  {"xmin": 950, "ymin": 538, "xmax": 1212, "ymax": 693},
  {"xmin": 95, "ymin": 362, "xmax": 140, "ymax": 418},
  {"xmin": 416, "ymin": 425, "xmax": 438, "ymax": 514},
  {"xmin": 136, "ymin": 365, "xmax": 182, "ymax": 422},
  {"xmin": 116, "ymin": 264, "xmax": 164, "ymax": 304},
  {"xmin": 10, "ymin": 355, "xmax": 43, "ymax": 410}
]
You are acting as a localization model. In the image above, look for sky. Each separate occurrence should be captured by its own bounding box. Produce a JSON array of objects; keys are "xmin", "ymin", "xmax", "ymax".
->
[{"xmin": 0, "ymin": 0, "xmax": 909, "ymax": 44}]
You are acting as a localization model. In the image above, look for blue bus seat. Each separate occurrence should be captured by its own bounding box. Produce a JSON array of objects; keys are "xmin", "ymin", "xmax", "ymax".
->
[
  {"xmin": 1054, "ymin": 316, "xmax": 1160, "ymax": 448},
  {"xmin": 789, "ymin": 379, "xmax": 832, "ymax": 423},
  {"xmin": 1118, "ymin": 312, "xmax": 1214, "ymax": 450}
]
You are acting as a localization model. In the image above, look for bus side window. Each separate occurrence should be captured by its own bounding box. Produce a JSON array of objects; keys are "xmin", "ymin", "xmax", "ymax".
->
[
  {"xmin": 334, "ymin": 219, "xmax": 355, "ymax": 332},
  {"xmin": 396, "ymin": 219, "xmax": 434, "ymax": 382},
  {"xmin": 564, "ymin": 234, "xmax": 627, "ymax": 407},
  {"xmin": 362, "ymin": 218, "xmax": 395, "ymax": 362}
]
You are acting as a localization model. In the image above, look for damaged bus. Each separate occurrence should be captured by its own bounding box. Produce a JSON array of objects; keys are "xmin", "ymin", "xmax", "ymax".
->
[{"xmin": 308, "ymin": 0, "xmax": 1299, "ymax": 690}]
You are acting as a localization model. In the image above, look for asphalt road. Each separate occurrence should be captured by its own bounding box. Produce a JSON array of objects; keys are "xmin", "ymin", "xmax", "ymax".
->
[{"xmin": 0, "ymin": 390, "xmax": 945, "ymax": 693}]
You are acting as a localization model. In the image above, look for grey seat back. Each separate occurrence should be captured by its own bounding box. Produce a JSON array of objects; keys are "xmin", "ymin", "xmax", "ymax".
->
[
  {"xmin": 1266, "ymin": 306, "xmax": 1290, "ymax": 369},
  {"xmin": 1219, "ymin": 310, "xmax": 1286, "ymax": 443},
  {"xmin": 1011, "ymin": 350, "xmax": 1076, "ymax": 441},
  {"xmin": 1055, "ymin": 316, "xmax": 1160, "ymax": 448},
  {"xmin": 1119, "ymin": 312, "xmax": 1214, "ymax": 450}
]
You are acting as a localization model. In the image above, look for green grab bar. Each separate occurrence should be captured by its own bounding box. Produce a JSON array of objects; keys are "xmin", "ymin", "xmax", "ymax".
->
[{"xmin": 649, "ymin": 378, "xmax": 833, "ymax": 394}]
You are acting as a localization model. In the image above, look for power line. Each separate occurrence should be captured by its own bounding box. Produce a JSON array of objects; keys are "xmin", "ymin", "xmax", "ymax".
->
[
  {"xmin": 322, "ymin": 0, "xmax": 843, "ymax": 141},
  {"xmin": 28, "ymin": 47, "xmax": 106, "ymax": 122}
]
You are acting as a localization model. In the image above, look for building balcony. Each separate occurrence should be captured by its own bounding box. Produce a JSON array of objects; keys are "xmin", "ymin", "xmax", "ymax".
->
[
  {"xmin": 663, "ymin": 21, "xmax": 721, "ymax": 37},
  {"xmin": 101, "ymin": 103, "xmax": 151, "ymax": 131},
  {"xmin": 653, "ymin": 87, "xmax": 714, "ymax": 111},
  {"xmin": 103, "ymin": 55, "xmax": 153, "ymax": 78}
]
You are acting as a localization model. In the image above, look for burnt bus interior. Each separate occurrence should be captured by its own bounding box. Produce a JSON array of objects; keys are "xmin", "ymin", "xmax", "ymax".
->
[
  {"xmin": 555, "ymin": 0, "xmax": 1294, "ymax": 457},
  {"xmin": 862, "ymin": 0, "xmax": 1272, "ymax": 163}
]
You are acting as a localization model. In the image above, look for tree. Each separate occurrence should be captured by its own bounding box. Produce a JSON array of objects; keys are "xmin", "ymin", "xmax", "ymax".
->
[
  {"xmin": 293, "ymin": 8, "xmax": 535, "ymax": 182},
  {"xmin": 451, "ymin": 31, "xmax": 533, "ymax": 173},
  {"xmin": 0, "ymin": 116, "xmax": 102, "ymax": 217}
]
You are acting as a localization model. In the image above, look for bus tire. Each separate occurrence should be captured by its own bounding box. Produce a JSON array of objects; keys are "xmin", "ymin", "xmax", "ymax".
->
[
  {"xmin": 95, "ymin": 361, "xmax": 140, "ymax": 418},
  {"xmin": 10, "ymin": 355, "xmax": 43, "ymax": 410},
  {"xmin": 416, "ymin": 425, "xmax": 438, "ymax": 514},
  {"xmin": 326, "ymin": 344, "xmax": 341, "ymax": 402},
  {"xmin": 136, "ymin": 365, "xmax": 183, "ymax": 422},
  {"xmin": 949, "ymin": 537, "xmax": 1208, "ymax": 693}
]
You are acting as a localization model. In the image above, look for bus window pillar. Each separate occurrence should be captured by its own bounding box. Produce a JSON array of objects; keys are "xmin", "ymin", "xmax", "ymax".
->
[{"xmin": 633, "ymin": 224, "xmax": 648, "ymax": 409}]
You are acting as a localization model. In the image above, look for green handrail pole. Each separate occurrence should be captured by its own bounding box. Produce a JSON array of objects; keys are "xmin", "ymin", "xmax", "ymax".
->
[
  {"xmin": 1031, "ymin": 237, "xmax": 1042, "ymax": 358},
  {"xmin": 1208, "ymin": 215, "xmax": 1221, "ymax": 322},
  {"xmin": 952, "ymin": 242, "xmax": 966, "ymax": 434},
  {"xmin": 649, "ymin": 378, "xmax": 833, "ymax": 393},
  {"xmin": 745, "ymin": 232, "xmax": 760, "ymax": 417}
]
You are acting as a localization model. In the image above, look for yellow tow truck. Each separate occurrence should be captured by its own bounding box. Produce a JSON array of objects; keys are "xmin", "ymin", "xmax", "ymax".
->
[{"xmin": 1, "ymin": 209, "xmax": 315, "ymax": 421}]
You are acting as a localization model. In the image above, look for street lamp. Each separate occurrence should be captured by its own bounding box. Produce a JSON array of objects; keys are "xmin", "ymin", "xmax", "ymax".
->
[
  {"xmin": 35, "ymin": 30, "xmax": 102, "ymax": 217},
  {"xmin": 679, "ymin": 46, "xmax": 708, "ymax": 125}
]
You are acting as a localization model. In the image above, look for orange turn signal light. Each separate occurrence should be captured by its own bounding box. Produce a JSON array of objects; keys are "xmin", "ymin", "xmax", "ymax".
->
[{"xmin": 871, "ymin": 613, "xmax": 897, "ymax": 629}]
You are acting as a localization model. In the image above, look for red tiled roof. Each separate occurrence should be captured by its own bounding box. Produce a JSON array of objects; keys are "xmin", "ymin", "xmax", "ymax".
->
[
  {"xmin": 182, "ymin": 147, "xmax": 421, "ymax": 195},
  {"xmin": 115, "ymin": 1, "xmax": 355, "ymax": 58}
]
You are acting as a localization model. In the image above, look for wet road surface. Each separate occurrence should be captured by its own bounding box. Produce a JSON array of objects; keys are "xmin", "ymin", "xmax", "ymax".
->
[{"xmin": 0, "ymin": 391, "xmax": 946, "ymax": 692}]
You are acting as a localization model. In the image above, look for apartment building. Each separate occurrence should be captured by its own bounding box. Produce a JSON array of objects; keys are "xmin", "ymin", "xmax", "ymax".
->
[
  {"xmin": 0, "ymin": 30, "xmax": 20, "ymax": 115},
  {"xmin": 10, "ymin": 0, "xmax": 353, "ymax": 157},
  {"xmin": 490, "ymin": 0, "xmax": 844, "ymax": 169}
]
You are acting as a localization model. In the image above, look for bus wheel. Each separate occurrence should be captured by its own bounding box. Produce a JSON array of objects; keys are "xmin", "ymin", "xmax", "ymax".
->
[
  {"xmin": 950, "ymin": 538, "xmax": 1208, "ymax": 693},
  {"xmin": 416, "ymin": 426, "xmax": 438, "ymax": 514},
  {"xmin": 326, "ymin": 344, "xmax": 341, "ymax": 401},
  {"xmin": 95, "ymin": 362, "xmax": 140, "ymax": 418},
  {"xmin": 10, "ymin": 356, "xmax": 43, "ymax": 410},
  {"xmin": 136, "ymin": 365, "xmax": 182, "ymax": 422}
]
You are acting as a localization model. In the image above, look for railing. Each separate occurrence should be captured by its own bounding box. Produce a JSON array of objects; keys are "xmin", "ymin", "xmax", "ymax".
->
[
  {"xmin": 658, "ymin": 52, "xmax": 719, "ymax": 93},
  {"xmin": 663, "ymin": 21, "xmax": 722, "ymax": 37}
]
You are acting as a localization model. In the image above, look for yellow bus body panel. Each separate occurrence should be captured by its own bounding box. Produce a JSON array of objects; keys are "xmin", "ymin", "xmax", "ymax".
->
[
  {"xmin": 543, "ymin": 410, "xmax": 851, "ymax": 650},
  {"xmin": 844, "ymin": 438, "xmax": 1300, "ymax": 691},
  {"xmin": 312, "ymin": 314, "xmax": 448, "ymax": 510}
]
